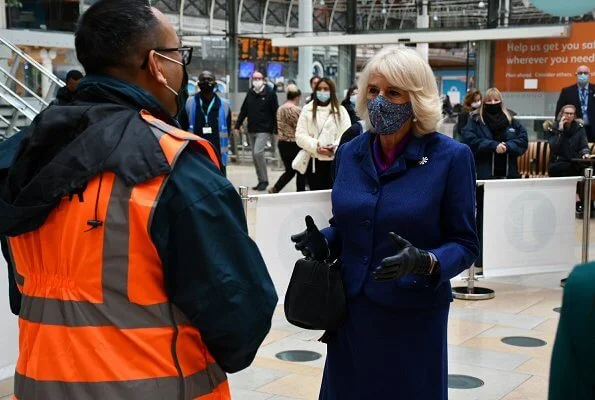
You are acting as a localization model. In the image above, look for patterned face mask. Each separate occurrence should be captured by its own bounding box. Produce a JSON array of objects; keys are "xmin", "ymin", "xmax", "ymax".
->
[{"xmin": 367, "ymin": 96, "xmax": 413, "ymax": 135}]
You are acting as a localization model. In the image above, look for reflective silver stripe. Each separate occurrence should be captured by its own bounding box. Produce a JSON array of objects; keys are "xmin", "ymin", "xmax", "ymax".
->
[
  {"xmin": 18, "ymin": 176, "xmax": 188, "ymax": 328},
  {"xmin": 14, "ymin": 363, "xmax": 227, "ymax": 400},
  {"xmin": 19, "ymin": 295, "xmax": 185, "ymax": 328}
]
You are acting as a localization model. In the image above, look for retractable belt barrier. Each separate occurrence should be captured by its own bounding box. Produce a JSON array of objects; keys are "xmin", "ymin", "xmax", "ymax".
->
[{"xmin": 239, "ymin": 176, "xmax": 585, "ymax": 303}]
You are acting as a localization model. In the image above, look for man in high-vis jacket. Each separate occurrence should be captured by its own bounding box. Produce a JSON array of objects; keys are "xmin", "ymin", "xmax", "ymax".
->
[{"xmin": 0, "ymin": 1, "xmax": 277, "ymax": 399}]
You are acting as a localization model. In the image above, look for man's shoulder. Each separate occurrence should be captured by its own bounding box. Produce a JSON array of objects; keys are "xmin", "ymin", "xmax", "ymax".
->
[{"xmin": 560, "ymin": 84, "xmax": 577, "ymax": 94}]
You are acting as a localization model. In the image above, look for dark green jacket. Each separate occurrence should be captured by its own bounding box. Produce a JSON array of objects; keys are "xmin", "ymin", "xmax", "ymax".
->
[{"xmin": 549, "ymin": 263, "xmax": 595, "ymax": 400}]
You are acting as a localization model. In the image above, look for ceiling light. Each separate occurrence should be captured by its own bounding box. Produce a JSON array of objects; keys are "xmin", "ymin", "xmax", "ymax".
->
[
  {"xmin": 381, "ymin": 7, "xmax": 387, "ymax": 14},
  {"xmin": 478, "ymin": 1, "xmax": 486, "ymax": 8}
]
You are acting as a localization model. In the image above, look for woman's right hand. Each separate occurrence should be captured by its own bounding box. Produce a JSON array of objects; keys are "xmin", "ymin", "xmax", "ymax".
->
[
  {"xmin": 316, "ymin": 144, "xmax": 334, "ymax": 157},
  {"xmin": 290, "ymin": 216, "xmax": 329, "ymax": 261}
]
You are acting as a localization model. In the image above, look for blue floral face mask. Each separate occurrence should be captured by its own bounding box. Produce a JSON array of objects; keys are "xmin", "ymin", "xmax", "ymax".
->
[{"xmin": 367, "ymin": 96, "xmax": 413, "ymax": 135}]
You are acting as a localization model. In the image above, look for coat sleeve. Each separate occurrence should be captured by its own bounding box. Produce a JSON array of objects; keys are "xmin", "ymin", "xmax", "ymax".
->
[
  {"xmin": 334, "ymin": 106, "xmax": 353, "ymax": 147},
  {"xmin": 547, "ymin": 127, "xmax": 563, "ymax": 156},
  {"xmin": 151, "ymin": 151, "xmax": 278, "ymax": 373},
  {"xmin": 234, "ymin": 97, "xmax": 248, "ymax": 130},
  {"xmin": 577, "ymin": 126, "xmax": 591, "ymax": 156},
  {"xmin": 505, "ymin": 119, "xmax": 529, "ymax": 155},
  {"xmin": 429, "ymin": 145, "xmax": 480, "ymax": 287},
  {"xmin": 461, "ymin": 118, "xmax": 499, "ymax": 154},
  {"xmin": 295, "ymin": 110, "xmax": 319, "ymax": 155},
  {"xmin": 1, "ymin": 236, "xmax": 21, "ymax": 315}
]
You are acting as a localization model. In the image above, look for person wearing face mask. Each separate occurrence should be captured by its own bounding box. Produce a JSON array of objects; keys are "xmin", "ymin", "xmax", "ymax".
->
[
  {"xmin": 233, "ymin": 71, "xmax": 279, "ymax": 191},
  {"xmin": 290, "ymin": 47, "xmax": 479, "ymax": 399},
  {"xmin": 545, "ymin": 105, "xmax": 591, "ymax": 216},
  {"xmin": 455, "ymin": 89, "xmax": 482, "ymax": 140},
  {"xmin": 295, "ymin": 77, "xmax": 351, "ymax": 190},
  {"xmin": 0, "ymin": 2, "xmax": 277, "ymax": 399},
  {"xmin": 341, "ymin": 85, "xmax": 360, "ymax": 125},
  {"xmin": 183, "ymin": 70, "xmax": 231, "ymax": 176},
  {"xmin": 556, "ymin": 65, "xmax": 595, "ymax": 142},
  {"xmin": 462, "ymin": 87, "xmax": 528, "ymax": 269}
]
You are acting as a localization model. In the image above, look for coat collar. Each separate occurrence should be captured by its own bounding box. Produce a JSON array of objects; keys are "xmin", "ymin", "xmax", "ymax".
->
[{"xmin": 355, "ymin": 131, "xmax": 430, "ymax": 181}]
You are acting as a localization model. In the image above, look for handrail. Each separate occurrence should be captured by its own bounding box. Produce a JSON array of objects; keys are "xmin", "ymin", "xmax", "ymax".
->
[
  {"xmin": 0, "ymin": 65, "xmax": 49, "ymax": 106},
  {"xmin": 0, "ymin": 114, "xmax": 20, "ymax": 133},
  {"xmin": 0, "ymin": 37, "xmax": 65, "ymax": 88},
  {"xmin": 0, "ymin": 81, "xmax": 40, "ymax": 120}
]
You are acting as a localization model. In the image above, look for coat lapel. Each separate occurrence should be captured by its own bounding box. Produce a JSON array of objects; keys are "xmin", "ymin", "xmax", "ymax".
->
[{"xmin": 355, "ymin": 132, "xmax": 380, "ymax": 184}]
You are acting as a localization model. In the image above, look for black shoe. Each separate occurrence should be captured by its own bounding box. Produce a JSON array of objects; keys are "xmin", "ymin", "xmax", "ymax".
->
[{"xmin": 253, "ymin": 182, "xmax": 268, "ymax": 191}]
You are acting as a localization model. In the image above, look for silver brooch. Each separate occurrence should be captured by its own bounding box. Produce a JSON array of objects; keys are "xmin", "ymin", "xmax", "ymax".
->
[{"xmin": 419, "ymin": 157, "xmax": 428, "ymax": 165}]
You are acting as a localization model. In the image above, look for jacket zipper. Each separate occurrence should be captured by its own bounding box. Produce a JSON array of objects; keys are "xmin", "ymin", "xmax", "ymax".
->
[{"xmin": 168, "ymin": 302, "xmax": 186, "ymax": 400}]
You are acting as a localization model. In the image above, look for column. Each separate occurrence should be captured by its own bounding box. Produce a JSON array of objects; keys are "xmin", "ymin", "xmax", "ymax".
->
[
  {"xmin": 226, "ymin": 0, "xmax": 239, "ymax": 107},
  {"xmin": 416, "ymin": 0, "xmax": 429, "ymax": 62},
  {"xmin": 337, "ymin": 45, "xmax": 354, "ymax": 98},
  {"xmin": 0, "ymin": 0, "xmax": 6, "ymax": 30},
  {"xmin": 297, "ymin": 0, "xmax": 313, "ymax": 94},
  {"xmin": 476, "ymin": 41, "xmax": 493, "ymax": 93}
]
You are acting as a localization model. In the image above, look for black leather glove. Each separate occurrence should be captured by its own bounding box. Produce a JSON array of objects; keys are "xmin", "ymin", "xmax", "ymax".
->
[
  {"xmin": 373, "ymin": 232, "xmax": 433, "ymax": 282},
  {"xmin": 290, "ymin": 215, "xmax": 329, "ymax": 261}
]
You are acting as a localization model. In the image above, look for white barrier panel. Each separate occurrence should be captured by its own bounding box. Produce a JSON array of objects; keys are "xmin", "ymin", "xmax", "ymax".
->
[
  {"xmin": 252, "ymin": 190, "xmax": 332, "ymax": 302},
  {"xmin": 481, "ymin": 177, "xmax": 580, "ymax": 277},
  {"xmin": 0, "ymin": 256, "xmax": 18, "ymax": 380}
]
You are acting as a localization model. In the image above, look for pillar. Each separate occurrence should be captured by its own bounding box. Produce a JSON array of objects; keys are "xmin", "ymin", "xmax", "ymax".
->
[{"xmin": 297, "ymin": 0, "xmax": 313, "ymax": 94}]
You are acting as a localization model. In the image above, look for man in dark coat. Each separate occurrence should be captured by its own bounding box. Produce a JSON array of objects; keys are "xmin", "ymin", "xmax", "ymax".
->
[
  {"xmin": 556, "ymin": 65, "xmax": 595, "ymax": 142},
  {"xmin": 233, "ymin": 70, "xmax": 279, "ymax": 191},
  {"xmin": 54, "ymin": 69, "xmax": 83, "ymax": 105}
]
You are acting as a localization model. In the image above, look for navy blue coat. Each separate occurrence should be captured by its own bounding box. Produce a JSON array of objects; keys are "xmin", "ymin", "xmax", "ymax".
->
[
  {"xmin": 322, "ymin": 131, "xmax": 480, "ymax": 309},
  {"xmin": 462, "ymin": 113, "xmax": 528, "ymax": 179}
]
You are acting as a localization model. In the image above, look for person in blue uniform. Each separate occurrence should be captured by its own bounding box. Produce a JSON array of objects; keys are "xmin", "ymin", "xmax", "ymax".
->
[
  {"xmin": 291, "ymin": 46, "xmax": 479, "ymax": 400},
  {"xmin": 183, "ymin": 70, "xmax": 231, "ymax": 176}
]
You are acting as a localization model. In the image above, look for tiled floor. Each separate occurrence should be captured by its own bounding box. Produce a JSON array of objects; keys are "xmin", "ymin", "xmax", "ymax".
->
[{"xmin": 0, "ymin": 163, "xmax": 582, "ymax": 399}]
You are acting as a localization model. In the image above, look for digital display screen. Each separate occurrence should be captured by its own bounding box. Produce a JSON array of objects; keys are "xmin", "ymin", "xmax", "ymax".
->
[
  {"xmin": 267, "ymin": 63, "xmax": 283, "ymax": 79},
  {"xmin": 239, "ymin": 61, "xmax": 255, "ymax": 78}
]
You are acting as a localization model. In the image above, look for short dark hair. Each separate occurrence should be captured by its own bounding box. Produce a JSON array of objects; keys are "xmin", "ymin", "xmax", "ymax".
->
[
  {"xmin": 75, "ymin": 0, "xmax": 160, "ymax": 75},
  {"xmin": 66, "ymin": 70, "xmax": 83, "ymax": 81}
]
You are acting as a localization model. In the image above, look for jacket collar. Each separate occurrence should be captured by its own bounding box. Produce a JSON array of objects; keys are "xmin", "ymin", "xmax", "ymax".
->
[{"xmin": 355, "ymin": 131, "xmax": 430, "ymax": 181}]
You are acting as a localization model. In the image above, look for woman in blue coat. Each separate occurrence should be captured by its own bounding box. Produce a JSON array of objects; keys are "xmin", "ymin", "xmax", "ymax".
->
[{"xmin": 291, "ymin": 47, "xmax": 480, "ymax": 400}]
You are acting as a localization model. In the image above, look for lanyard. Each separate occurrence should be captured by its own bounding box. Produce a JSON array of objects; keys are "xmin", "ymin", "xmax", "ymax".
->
[{"xmin": 198, "ymin": 96, "xmax": 216, "ymax": 127}]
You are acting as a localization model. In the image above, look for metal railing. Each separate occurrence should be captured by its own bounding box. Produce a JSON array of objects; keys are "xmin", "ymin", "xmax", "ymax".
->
[{"xmin": 0, "ymin": 36, "xmax": 65, "ymax": 138}]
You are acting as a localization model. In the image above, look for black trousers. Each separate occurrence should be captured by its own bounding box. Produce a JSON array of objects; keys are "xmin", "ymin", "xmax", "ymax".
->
[
  {"xmin": 306, "ymin": 159, "xmax": 333, "ymax": 191},
  {"xmin": 273, "ymin": 141, "xmax": 306, "ymax": 192}
]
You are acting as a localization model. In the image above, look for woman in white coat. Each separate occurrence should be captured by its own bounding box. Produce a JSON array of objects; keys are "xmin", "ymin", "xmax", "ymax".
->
[{"xmin": 295, "ymin": 78, "xmax": 352, "ymax": 190}]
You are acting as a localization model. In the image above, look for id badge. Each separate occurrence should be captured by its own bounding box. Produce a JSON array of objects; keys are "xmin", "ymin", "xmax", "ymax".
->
[{"xmin": 203, "ymin": 126, "xmax": 213, "ymax": 134}]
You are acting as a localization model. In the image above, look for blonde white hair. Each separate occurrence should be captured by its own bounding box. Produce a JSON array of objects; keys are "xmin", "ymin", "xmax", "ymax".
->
[
  {"xmin": 355, "ymin": 46, "xmax": 442, "ymax": 135},
  {"xmin": 479, "ymin": 88, "xmax": 512, "ymax": 124}
]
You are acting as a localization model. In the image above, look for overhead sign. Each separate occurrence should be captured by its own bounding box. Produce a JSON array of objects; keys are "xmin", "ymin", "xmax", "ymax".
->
[
  {"xmin": 494, "ymin": 22, "xmax": 595, "ymax": 92},
  {"xmin": 238, "ymin": 37, "xmax": 298, "ymax": 63}
]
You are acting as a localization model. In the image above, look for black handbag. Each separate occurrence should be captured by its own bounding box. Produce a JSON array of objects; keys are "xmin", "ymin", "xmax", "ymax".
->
[{"xmin": 284, "ymin": 258, "xmax": 346, "ymax": 331}]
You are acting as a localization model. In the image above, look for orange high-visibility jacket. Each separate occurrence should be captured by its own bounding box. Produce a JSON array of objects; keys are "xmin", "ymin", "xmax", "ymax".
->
[{"xmin": 7, "ymin": 111, "xmax": 231, "ymax": 400}]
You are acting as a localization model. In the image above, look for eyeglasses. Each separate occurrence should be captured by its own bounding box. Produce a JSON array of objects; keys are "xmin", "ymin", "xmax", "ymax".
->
[
  {"xmin": 141, "ymin": 47, "xmax": 193, "ymax": 69},
  {"xmin": 563, "ymin": 112, "xmax": 575, "ymax": 115},
  {"xmin": 577, "ymin": 72, "xmax": 590, "ymax": 76}
]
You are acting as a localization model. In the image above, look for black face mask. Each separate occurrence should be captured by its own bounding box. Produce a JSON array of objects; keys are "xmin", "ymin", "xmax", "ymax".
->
[
  {"xmin": 198, "ymin": 81, "xmax": 216, "ymax": 94},
  {"xmin": 485, "ymin": 103, "xmax": 502, "ymax": 115},
  {"xmin": 173, "ymin": 67, "xmax": 189, "ymax": 119}
]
